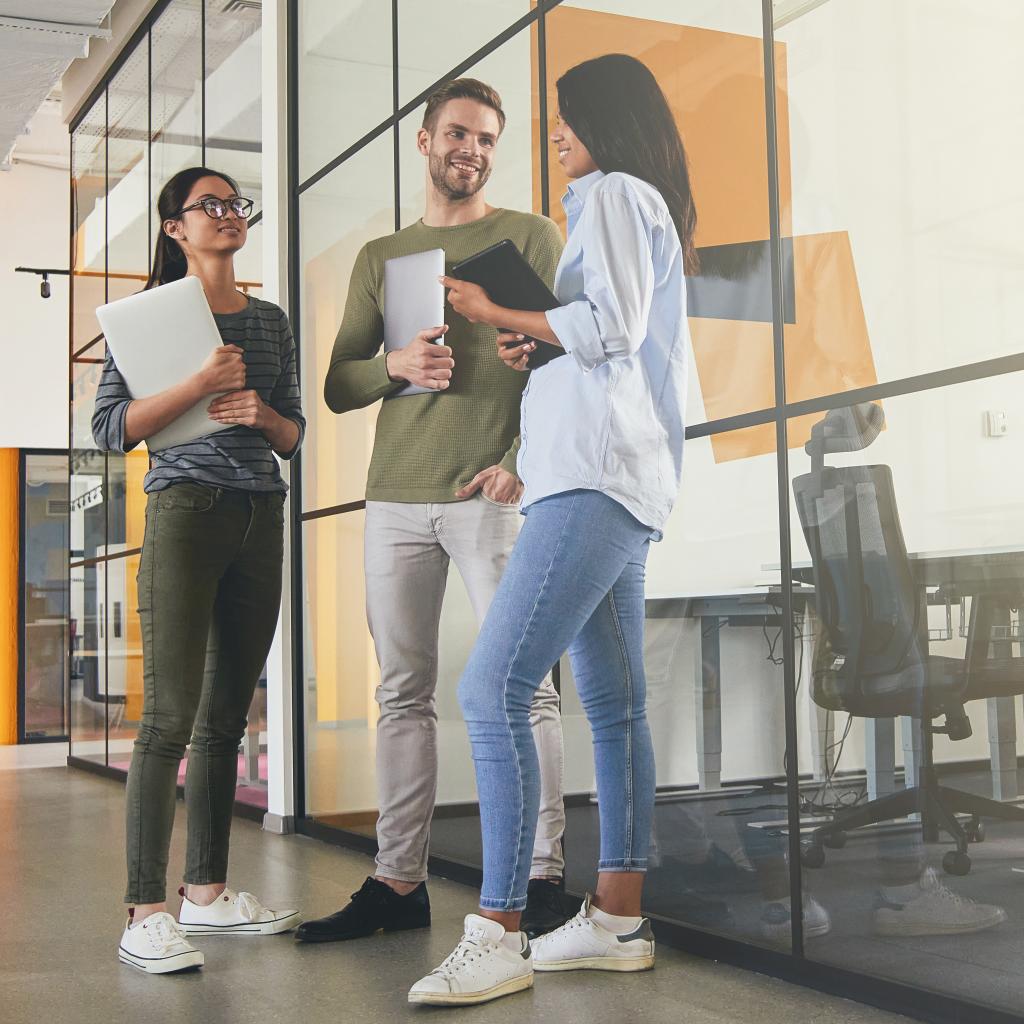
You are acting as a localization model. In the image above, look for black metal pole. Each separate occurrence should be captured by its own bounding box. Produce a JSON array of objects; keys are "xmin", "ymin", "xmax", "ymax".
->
[{"xmin": 761, "ymin": 0, "xmax": 804, "ymax": 957}]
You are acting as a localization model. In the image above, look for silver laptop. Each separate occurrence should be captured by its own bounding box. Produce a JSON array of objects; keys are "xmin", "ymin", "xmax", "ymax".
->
[
  {"xmin": 95, "ymin": 276, "xmax": 233, "ymax": 451},
  {"xmin": 383, "ymin": 248, "xmax": 446, "ymax": 398}
]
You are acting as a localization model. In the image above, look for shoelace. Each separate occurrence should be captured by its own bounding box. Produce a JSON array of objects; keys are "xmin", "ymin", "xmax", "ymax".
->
[
  {"xmin": 146, "ymin": 915, "xmax": 189, "ymax": 953},
  {"xmin": 920, "ymin": 870, "xmax": 971, "ymax": 907},
  {"xmin": 235, "ymin": 891, "xmax": 267, "ymax": 921},
  {"xmin": 434, "ymin": 931, "xmax": 494, "ymax": 977}
]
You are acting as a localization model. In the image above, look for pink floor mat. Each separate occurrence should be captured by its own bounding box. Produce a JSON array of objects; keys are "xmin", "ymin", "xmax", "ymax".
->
[{"xmin": 108, "ymin": 752, "xmax": 268, "ymax": 811}]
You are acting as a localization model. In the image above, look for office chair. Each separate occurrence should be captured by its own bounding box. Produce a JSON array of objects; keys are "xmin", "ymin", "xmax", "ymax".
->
[{"xmin": 792, "ymin": 403, "xmax": 1024, "ymax": 876}]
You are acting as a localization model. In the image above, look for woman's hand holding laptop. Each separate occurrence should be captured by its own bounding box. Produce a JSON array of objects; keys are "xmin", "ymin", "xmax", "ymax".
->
[{"xmin": 197, "ymin": 343, "xmax": 246, "ymax": 395}]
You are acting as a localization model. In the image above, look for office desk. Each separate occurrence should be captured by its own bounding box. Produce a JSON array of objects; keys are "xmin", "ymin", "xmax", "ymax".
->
[
  {"xmin": 646, "ymin": 586, "xmax": 817, "ymax": 791},
  {"xmin": 784, "ymin": 545, "xmax": 1024, "ymax": 802}
]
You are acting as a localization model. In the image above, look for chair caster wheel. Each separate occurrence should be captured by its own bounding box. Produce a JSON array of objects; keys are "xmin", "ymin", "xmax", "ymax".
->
[
  {"xmin": 942, "ymin": 850, "xmax": 971, "ymax": 876},
  {"xmin": 801, "ymin": 843, "xmax": 826, "ymax": 869},
  {"xmin": 823, "ymin": 831, "xmax": 847, "ymax": 850},
  {"xmin": 966, "ymin": 820, "xmax": 985, "ymax": 844}
]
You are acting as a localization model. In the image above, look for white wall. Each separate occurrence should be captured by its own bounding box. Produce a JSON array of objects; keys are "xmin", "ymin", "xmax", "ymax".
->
[{"xmin": 0, "ymin": 120, "xmax": 70, "ymax": 450}]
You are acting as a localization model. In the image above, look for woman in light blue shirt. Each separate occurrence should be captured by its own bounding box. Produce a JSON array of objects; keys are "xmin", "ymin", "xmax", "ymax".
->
[{"xmin": 411, "ymin": 54, "xmax": 697, "ymax": 1006}]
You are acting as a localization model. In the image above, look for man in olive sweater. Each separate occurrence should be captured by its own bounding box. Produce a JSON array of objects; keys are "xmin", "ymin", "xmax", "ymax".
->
[{"xmin": 296, "ymin": 80, "xmax": 569, "ymax": 944}]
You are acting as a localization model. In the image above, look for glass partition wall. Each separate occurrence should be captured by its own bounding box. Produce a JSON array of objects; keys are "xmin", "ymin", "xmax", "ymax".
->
[
  {"xmin": 65, "ymin": 0, "xmax": 1024, "ymax": 1018},
  {"xmin": 68, "ymin": 0, "xmax": 268, "ymax": 810},
  {"xmin": 291, "ymin": 2, "xmax": 1024, "ymax": 1021}
]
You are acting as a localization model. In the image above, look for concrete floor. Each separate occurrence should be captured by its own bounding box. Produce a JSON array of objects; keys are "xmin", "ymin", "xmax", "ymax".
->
[{"xmin": 1, "ymin": 767, "xmax": 912, "ymax": 1024}]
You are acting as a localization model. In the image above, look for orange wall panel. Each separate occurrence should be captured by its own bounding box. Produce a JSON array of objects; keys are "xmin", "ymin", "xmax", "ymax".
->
[
  {"xmin": 0, "ymin": 450, "xmax": 18, "ymax": 744},
  {"xmin": 536, "ymin": 7, "xmax": 793, "ymax": 246}
]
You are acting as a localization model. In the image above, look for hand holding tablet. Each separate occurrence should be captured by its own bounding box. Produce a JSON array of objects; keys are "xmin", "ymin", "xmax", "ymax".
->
[{"xmin": 450, "ymin": 239, "xmax": 565, "ymax": 370}]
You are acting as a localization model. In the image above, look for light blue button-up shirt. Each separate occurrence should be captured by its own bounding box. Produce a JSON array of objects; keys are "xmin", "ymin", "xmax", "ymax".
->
[{"xmin": 518, "ymin": 170, "xmax": 689, "ymax": 538}]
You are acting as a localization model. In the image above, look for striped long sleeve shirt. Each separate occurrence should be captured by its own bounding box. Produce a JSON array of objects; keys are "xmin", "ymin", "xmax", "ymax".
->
[{"xmin": 91, "ymin": 294, "xmax": 305, "ymax": 493}]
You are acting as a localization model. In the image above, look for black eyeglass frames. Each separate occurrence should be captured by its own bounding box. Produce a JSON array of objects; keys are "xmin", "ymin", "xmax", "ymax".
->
[{"xmin": 175, "ymin": 196, "xmax": 255, "ymax": 220}]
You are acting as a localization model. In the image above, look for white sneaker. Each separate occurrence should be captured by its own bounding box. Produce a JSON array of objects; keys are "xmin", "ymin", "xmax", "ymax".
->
[
  {"xmin": 178, "ymin": 887, "xmax": 302, "ymax": 935},
  {"xmin": 760, "ymin": 894, "xmax": 832, "ymax": 943},
  {"xmin": 532, "ymin": 895, "xmax": 655, "ymax": 972},
  {"xmin": 408, "ymin": 914, "xmax": 533, "ymax": 1006},
  {"xmin": 872, "ymin": 868, "xmax": 1007, "ymax": 937},
  {"xmin": 118, "ymin": 911, "xmax": 204, "ymax": 974}
]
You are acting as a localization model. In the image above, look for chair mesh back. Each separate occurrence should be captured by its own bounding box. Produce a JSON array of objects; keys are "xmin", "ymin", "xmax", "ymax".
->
[{"xmin": 793, "ymin": 465, "xmax": 929, "ymax": 715}]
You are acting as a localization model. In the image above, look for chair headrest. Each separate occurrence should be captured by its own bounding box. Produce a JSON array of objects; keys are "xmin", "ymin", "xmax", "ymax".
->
[{"xmin": 805, "ymin": 403, "xmax": 885, "ymax": 455}]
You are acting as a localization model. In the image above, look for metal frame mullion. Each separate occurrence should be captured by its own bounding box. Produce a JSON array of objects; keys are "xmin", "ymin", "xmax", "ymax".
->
[
  {"xmin": 537, "ymin": 1, "xmax": 550, "ymax": 217},
  {"xmin": 761, "ymin": 0, "xmax": 804, "ymax": 957},
  {"xmin": 392, "ymin": 0, "xmax": 400, "ymax": 231},
  {"xmin": 69, "ymin": 0, "xmax": 175, "ymax": 133},
  {"xmin": 66, "ymin": 119, "xmax": 75, "ymax": 763},
  {"xmin": 200, "ymin": 0, "xmax": 206, "ymax": 164},
  {"xmin": 16, "ymin": 451, "xmax": 27, "ymax": 743},
  {"xmin": 102, "ymin": 85, "xmax": 110, "ymax": 770},
  {"xmin": 148, "ymin": 26, "xmax": 152, "ymax": 276},
  {"xmin": 286, "ymin": 0, "xmax": 307, "ymax": 823},
  {"xmin": 298, "ymin": 1, "xmax": 558, "ymax": 196}
]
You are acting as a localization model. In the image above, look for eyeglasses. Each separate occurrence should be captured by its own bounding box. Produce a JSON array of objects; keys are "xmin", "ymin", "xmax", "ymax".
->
[{"xmin": 176, "ymin": 196, "xmax": 254, "ymax": 220}]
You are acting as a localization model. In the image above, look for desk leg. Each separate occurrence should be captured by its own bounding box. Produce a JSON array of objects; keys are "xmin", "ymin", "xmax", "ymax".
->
[
  {"xmin": 988, "ymin": 696, "xmax": 1018, "ymax": 801},
  {"xmin": 810, "ymin": 704, "xmax": 835, "ymax": 783},
  {"xmin": 901, "ymin": 716, "xmax": 922, "ymax": 788},
  {"xmin": 799, "ymin": 609, "xmax": 834, "ymax": 783},
  {"xmin": 866, "ymin": 718, "xmax": 896, "ymax": 801},
  {"xmin": 988, "ymin": 605, "xmax": 1018, "ymax": 801},
  {"xmin": 695, "ymin": 615, "xmax": 722, "ymax": 792},
  {"xmin": 241, "ymin": 703, "xmax": 260, "ymax": 786},
  {"xmin": 901, "ymin": 717, "xmax": 923, "ymax": 825}
]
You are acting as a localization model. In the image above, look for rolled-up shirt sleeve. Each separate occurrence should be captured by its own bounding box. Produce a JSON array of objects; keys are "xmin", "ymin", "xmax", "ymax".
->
[
  {"xmin": 544, "ymin": 189, "xmax": 655, "ymax": 373},
  {"xmin": 91, "ymin": 350, "xmax": 138, "ymax": 453}
]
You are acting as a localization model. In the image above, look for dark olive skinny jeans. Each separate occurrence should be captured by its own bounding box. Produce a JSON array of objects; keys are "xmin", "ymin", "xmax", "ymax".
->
[{"xmin": 124, "ymin": 482, "xmax": 284, "ymax": 904}]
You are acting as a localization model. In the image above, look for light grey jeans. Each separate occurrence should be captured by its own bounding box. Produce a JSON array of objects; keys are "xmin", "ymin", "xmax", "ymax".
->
[{"xmin": 365, "ymin": 495, "xmax": 566, "ymax": 883}]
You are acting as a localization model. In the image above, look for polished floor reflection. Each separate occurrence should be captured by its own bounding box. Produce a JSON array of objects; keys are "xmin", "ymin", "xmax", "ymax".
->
[
  {"xmin": 409, "ymin": 764, "xmax": 1024, "ymax": 1015},
  {"xmin": 4, "ymin": 767, "xmax": 911, "ymax": 1024}
]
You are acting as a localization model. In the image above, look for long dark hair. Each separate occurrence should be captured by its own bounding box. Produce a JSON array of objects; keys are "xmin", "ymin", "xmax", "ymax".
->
[
  {"xmin": 557, "ymin": 54, "xmax": 699, "ymax": 274},
  {"xmin": 146, "ymin": 166, "xmax": 242, "ymax": 289}
]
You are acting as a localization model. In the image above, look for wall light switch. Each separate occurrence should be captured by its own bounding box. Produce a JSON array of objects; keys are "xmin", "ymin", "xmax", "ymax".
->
[{"xmin": 985, "ymin": 410, "xmax": 1008, "ymax": 437}]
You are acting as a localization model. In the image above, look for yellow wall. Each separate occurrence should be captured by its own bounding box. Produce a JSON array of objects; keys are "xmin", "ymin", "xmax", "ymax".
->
[
  {"xmin": 124, "ymin": 450, "xmax": 148, "ymax": 721},
  {"xmin": 0, "ymin": 449, "xmax": 19, "ymax": 744}
]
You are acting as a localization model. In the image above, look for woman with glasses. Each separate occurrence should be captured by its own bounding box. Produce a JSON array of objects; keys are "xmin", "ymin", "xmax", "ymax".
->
[
  {"xmin": 411, "ymin": 54, "xmax": 696, "ymax": 1005},
  {"xmin": 92, "ymin": 167, "xmax": 306, "ymax": 974}
]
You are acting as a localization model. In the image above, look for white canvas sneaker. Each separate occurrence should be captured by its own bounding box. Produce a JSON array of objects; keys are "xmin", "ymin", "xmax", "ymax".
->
[
  {"xmin": 872, "ymin": 868, "xmax": 1007, "ymax": 937},
  {"xmin": 118, "ymin": 911, "xmax": 205, "ymax": 974},
  {"xmin": 408, "ymin": 914, "xmax": 533, "ymax": 1006},
  {"xmin": 532, "ymin": 895, "xmax": 655, "ymax": 972},
  {"xmin": 760, "ymin": 894, "xmax": 832, "ymax": 943},
  {"xmin": 178, "ymin": 887, "xmax": 302, "ymax": 935}
]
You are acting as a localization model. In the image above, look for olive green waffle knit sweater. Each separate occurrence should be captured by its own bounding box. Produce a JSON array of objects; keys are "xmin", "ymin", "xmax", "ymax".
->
[{"xmin": 324, "ymin": 208, "xmax": 564, "ymax": 503}]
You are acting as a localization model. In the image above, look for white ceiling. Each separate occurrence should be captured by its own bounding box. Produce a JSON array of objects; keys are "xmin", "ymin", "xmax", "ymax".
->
[{"xmin": 0, "ymin": 1, "xmax": 115, "ymax": 166}]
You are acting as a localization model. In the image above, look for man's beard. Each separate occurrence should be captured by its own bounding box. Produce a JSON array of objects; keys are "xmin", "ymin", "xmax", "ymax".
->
[{"xmin": 428, "ymin": 150, "xmax": 491, "ymax": 200}]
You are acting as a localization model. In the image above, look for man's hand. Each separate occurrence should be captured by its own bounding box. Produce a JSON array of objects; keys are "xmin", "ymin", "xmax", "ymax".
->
[
  {"xmin": 208, "ymin": 389, "xmax": 271, "ymax": 429},
  {"xmin": 456, "ymin": 464, "xmax": 523, "ymax": 505},
  {"xmin": 440, "ymin": 276, "xmax": 500, "ymax": 325},
  {"xmin": 387, "ymin": 326, "xmax": 453, "ymax": 390},
  {"xmin": 196, "ymin": 344, "xmax": 246, "ymax": 395}
]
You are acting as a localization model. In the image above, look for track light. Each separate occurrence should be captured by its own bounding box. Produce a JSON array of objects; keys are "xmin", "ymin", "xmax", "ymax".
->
[{"xmin": 15, "ymin": 265, "xmax": 68, "ymax": 298}]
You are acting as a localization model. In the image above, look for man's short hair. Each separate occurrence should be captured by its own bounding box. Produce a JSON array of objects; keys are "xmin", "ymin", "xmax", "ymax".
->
[{"xmin": 421, "ymin": 78, "xmax": 506, "ymax": 136}]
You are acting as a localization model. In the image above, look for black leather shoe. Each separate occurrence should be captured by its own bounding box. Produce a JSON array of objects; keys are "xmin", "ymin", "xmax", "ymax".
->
[
  {"xmin": 521, "ymin": 878, "xmax": 574, "ymax": 939},
  {"xmin": 294, "ymin": 876, "xmax": 430, "ymax": 943}
]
